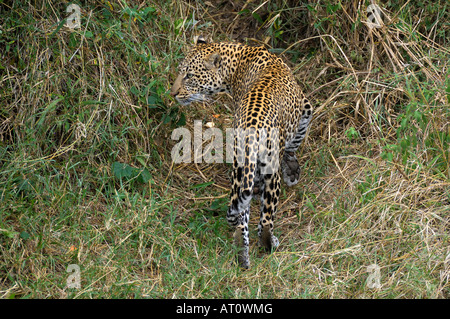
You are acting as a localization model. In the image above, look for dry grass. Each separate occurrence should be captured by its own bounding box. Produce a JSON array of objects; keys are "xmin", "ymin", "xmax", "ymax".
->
[{"xmin": 0, "ymin": 0, "xmax": 449, "ymax": 298}]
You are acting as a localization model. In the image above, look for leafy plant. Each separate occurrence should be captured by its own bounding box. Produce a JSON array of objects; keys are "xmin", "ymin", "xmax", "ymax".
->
[
  {"xmin": 112, "ymin": 161, "xmax": 151, "ymax": 184},
  {"xmin": 345, "ymin": 127, "xmax": 360, "ymax": 141}
]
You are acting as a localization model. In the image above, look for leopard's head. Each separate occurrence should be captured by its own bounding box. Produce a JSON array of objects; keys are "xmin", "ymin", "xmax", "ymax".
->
[{"xmin": 170, "ymin": 37, "xmax": 225, "ymax": 106}]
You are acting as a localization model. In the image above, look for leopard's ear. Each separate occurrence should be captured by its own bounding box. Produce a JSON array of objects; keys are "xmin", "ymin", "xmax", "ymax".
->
[
  {"xmin": 205, "ymin": 52, "xmax": 221, "ymax": 70},
  {"xmin": 195, "ymin": 35, "xmax": 207, "ymax": 45}
]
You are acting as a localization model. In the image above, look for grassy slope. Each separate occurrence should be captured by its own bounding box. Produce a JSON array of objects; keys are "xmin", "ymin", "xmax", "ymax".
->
[{"xmin": 0, "ymin": 1, "xmax": 449, "ymax": 298}]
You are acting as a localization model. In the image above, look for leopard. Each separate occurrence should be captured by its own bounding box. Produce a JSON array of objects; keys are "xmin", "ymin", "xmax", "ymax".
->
[{"xmin": 170, "ymin": 37, "xmax": 313, "ymax": 268}]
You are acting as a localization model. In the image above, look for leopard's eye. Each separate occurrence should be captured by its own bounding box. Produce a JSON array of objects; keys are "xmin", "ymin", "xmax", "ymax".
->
[{"xmin": 185, "ymin": 73, "xmax": 193, "ymax": 79}]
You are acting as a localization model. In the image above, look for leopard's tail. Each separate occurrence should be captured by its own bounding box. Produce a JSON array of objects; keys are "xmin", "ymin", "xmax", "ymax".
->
[{"xmin": 226, "ymin": 127, "xmax": 259, "ymax": 226}]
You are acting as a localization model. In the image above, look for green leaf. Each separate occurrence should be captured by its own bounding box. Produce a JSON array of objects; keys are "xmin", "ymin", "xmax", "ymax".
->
[
  {"xmin": 208, "ymin": 198, "xmax": 228, "ymax": 212},
  {"xmin": 0, "ymin": 229, "xmax": 19, "ymax": 238},
  {"xmin": 252, "ymin": 12, "xmax": 263, "ymax": 24},
  {"xmin": 112, "ymin": 161, "xmax": 152, "ymax": 184},
  {"xmin": 141, "ymin": 6, "xmax": 156, "ymax": 20},
  {"xmin": 147, "ymin": 95, "xmax": 161, "ymax": 108},
  {"xmin": 176, "ymin": 112, "xmax": 186, "ymax": 127},
  {"xmin": 137, "ymin": 168, "xmax": 151, "ymax": 184},
  {"xmin": 190, "ymin": 181, "xmax": 214, "ymax": 190},
  {"xmin": 112, "ymin": 161, "xmax": 134, "ymax": 180},
  {"xmin": 238, "ymin": 9, "xmax": 250, "ymax": 15},
  {"xmin": 130, "ymin": 86, "xmax": 141, "ymax": 97},
  {"xmin": 20, "ymin": 231, "xmax": 30, "ymax": 240},
  {"xmin": 345, "ymin": 127, "xmax": 359, "ymax": 141}
]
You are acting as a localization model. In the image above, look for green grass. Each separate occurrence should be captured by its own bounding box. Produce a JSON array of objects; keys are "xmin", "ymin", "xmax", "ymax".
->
[{"xmin": 1, "ymin": 0, "xmax": 449, "ymax": 298}]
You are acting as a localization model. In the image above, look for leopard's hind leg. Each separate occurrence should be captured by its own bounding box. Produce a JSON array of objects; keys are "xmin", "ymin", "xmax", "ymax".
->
[
  {"xmin": 281, "ymin": 151, "xmax": 300, "ymax": 186},
  {"xmin": 282, "ymin": 101, "xmax": 312, "ymax": 186}
]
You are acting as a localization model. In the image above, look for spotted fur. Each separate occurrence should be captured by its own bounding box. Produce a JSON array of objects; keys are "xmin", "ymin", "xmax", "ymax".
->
[{"xmin": 171, "ymin": 38, "xmax": 313, "ymax": 268}]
